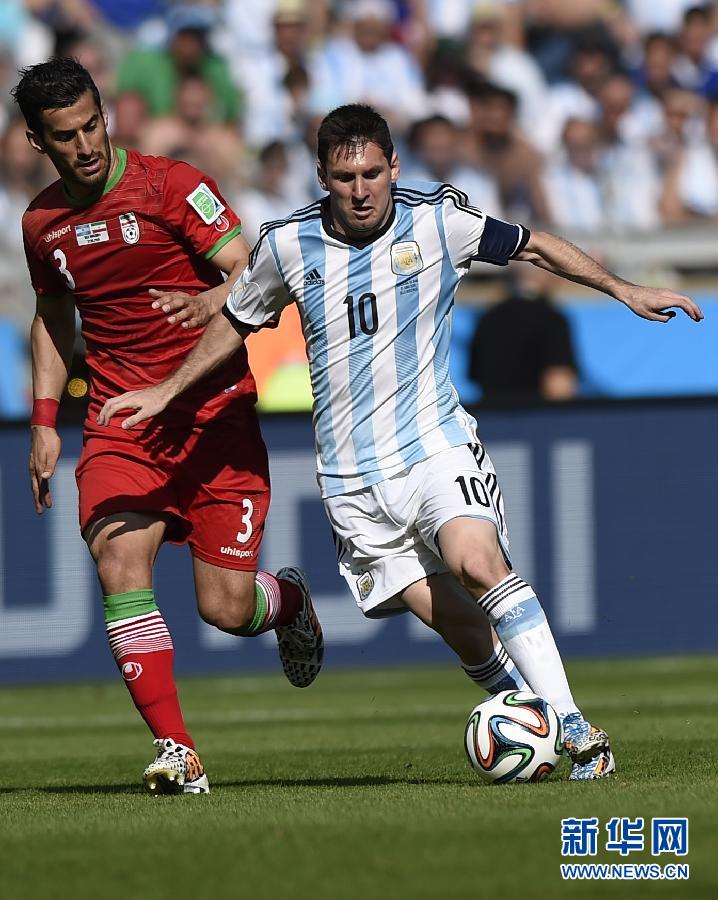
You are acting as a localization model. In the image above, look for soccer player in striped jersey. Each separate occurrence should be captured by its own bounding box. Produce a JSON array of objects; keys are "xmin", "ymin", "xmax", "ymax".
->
[{"xmin": 100, "ymin": 104, "xmax": 703, "ymax": 780}]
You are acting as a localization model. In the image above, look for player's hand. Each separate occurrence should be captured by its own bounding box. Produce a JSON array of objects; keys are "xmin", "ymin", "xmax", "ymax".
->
[
  {"xmin": 620, "ymin": 286, "xmax": 703, "ymax": 323},
  {"xmin": 29, "ymin": 426, "xmax": 61, "ymax": 514},
  {"xmin": 150, "ymin": 288, "xmax": 212, "ymax": 329},
  {"xmin": 96, "ymin": 385, "xmax": 172, "ymax": 429}
]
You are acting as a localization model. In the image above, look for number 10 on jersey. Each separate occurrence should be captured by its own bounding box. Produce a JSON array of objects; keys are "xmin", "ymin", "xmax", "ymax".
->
[{"xmin": 344, "ymin": 292, "xmax": 378, "ymax": 338}]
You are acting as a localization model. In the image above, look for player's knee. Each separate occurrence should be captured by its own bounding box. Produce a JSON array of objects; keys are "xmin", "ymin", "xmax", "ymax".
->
[
  {"xmin": 95, "ymin": 551, "xmax": 151, "ymax": 595},
  {"xmin": 446, "ymin": 547, "xmax": 508, "ymax": 594},
  {"xmin": 197, "ymin": 581, "xmax": 257, "ymax": 633}
]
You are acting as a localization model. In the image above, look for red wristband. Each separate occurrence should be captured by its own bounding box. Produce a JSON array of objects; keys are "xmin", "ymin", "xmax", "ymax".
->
[{"xmin": 30, "ymin": 398, "xmax": 60, "ymax": 428}]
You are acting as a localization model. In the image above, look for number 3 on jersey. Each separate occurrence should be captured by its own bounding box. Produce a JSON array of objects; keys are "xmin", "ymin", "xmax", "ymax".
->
[
  {"xmin": 53, "ymin": 248, "xmax": 76, "ymax": 290},
  {"xmin": 235, "ymin": 498, "xmax": 254, "ymax": 543}
]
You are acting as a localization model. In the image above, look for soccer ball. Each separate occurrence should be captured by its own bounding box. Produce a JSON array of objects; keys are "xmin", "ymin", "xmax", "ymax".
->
[{"xmin": 464, "ymin": 690, "xmax": 563, "ymax": 784}]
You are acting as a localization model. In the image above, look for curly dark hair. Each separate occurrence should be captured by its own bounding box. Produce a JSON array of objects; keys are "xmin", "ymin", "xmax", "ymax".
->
[{"xmin": 11, "ymin": 57, "xmax": 102, "ymax": 136}]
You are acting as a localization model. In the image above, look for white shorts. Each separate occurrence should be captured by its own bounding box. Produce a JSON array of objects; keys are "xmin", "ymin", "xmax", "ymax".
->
[{"xmin": 323, "ymin": 444, "xmax": 511, "ymax": 618}]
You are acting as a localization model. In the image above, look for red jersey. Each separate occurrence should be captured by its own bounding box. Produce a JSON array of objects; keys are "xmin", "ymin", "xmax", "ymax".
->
[{"xmin": 22, "ymin": 147, "xmax": 256, "ymax": 425}]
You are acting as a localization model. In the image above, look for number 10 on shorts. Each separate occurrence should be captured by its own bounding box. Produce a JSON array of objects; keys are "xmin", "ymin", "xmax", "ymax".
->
[{"xmin": 455, "ymin": 475, "xmax": 490, "ymax": 508}]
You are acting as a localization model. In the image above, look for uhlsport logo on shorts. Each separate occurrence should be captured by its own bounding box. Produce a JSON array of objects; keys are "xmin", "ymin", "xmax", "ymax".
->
[
  {"xmin": 357, "ymin": 571, "xmax": 374, "ymax": 600},
  {"xmin": 390, "ymin": 240, "xmax": 423, "ymax": 276},
  {"xmin": 186, "ymin": 182, "xmax": 225, "ymax": 224}
]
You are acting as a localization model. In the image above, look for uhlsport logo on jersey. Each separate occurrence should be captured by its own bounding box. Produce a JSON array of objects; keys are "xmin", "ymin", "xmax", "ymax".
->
[
  {"xmin": 186, "ymin": 182, "xmax": 225, "ymax": 224},
  {"xmin": 390, "ymin": 240, "xmax": 423, "ymax": 276},
  {"xmin": 121, "ymin": 661, "xmax": 143, "ymax": 681},
  {"xmin": 44, "ymin": 224, "xmax": 71, "ymax": 243},
  {"xmin": 119, "ymin": 212, "xmax": 140, "ymax": 244}
]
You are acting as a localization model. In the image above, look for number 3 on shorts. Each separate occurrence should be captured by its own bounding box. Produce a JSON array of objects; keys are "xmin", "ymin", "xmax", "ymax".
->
[{"xmin": 235, "ymin": 498, "xmax": 254, "ymax": 543}]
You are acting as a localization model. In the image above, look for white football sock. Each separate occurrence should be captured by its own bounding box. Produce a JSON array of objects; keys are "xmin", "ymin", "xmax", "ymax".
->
[{"xmin": 477, "ymin": 574, "xmax": 579, "ymax": 717}]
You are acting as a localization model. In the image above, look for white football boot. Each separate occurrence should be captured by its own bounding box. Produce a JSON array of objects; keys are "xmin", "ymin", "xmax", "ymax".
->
[{"xmin": 143, "ymin": 738, "xmax": 210, "ymax": 795}]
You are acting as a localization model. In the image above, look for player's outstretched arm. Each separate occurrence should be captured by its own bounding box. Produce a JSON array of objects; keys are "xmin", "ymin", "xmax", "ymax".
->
[
  {"xmin": 149, "ymin": 234, "xmax": 250, "ymax": 330},
  {"xmin": 97, "ymin": 311, "xmax": 249, "ymax": 430},
  {"xmin": 515, "ymin": 230, "xmax": 703, "ymax": 323},
  {"xmin": 29, "ymin": 292, "xmax": 75, "ymax": 514}
]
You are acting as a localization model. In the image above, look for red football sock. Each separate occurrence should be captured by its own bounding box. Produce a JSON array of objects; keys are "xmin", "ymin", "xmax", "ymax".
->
[
  {"xmin": 107, "ymin": 607, "xmax": 194, "ymax": 748},
  {"xmin": 241, "ymin": 571, "xmax": 303, "ymax": 634}
]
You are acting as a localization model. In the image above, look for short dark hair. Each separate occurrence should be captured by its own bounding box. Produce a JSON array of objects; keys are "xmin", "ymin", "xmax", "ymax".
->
[
  {"xmin": 11, "ymin": 57, "xmax": 102, "ymax": 136},
  {"xmin": 317, "ymin": 104, "xmax": 393, "ymax": 169}
]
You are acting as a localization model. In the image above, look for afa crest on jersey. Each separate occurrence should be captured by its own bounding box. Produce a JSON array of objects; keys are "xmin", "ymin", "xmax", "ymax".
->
[
  {"xmin": 119, "ymin": 212, "xmax": 140, "ymax": 244},
  {"xmin": 390, "ymin": 240, "xmax": 423, "ymax": 276}
]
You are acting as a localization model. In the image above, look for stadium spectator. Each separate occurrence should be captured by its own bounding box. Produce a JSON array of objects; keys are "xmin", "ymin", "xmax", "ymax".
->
[
  {"xmin": 660, "ymin": 91, "xmax": 718, "ymax": 221},
  {"xmin": 141, "ymin": 72, "xmax": 244, "ymax": 185},
  {"xmin": 464, "ymin": 2, "xmax": 548, "ymax": 133},
  {"xmin": 544, "ymin": 115, "xmax": 660, "ymax": 233},
  {"xmin": 533, "ymin": 31, "xmax": 618, "ymax": 154},
  {"xmin": 309, "ymin": 0, "xmax": 427, "ymax": 132},
  {"xmin": 0, "ymin": 116, "xmax": 50, "ymax": 253},
  {"xmin": 235, "ymin": 140, "xmax": 311, "ymax": 246},
  {"xmin": 672, "ymin": 4, "xmax": 718, "ymax": 95},
  {"xmin": 116, "ymin": 4, "xmax": 242, "ymax": 123},
  {"xmin": 229, "ymin": 0, "xmax": 313, "ymax": 149},
  {"xmin": 14, "ymin": 57, "xmax": 323, "ymax": 795},
  {"xmin": 467, "ymin": 81, "xmax": 551, "ymax": 223},
  {"xmin": 542, "ymin": 117, "xmax": 607, "ymax": 232},
  {"xmin": 469, "ymin": 266, "xmax": 579, "ymax": 403},
  {"xmin": 110, "ymin": 91, "xmax": 149, "ymax": 151},
  {"xmin": 632, "ymin": 31, "xmax": 680, "ymax": 101},
  {"xmin": 521, "ymin": 1, "xmax": 622, "ymax": 83},
  {"xmin": 405, "ymin": 114, "xmax": 502, "ymax": 217}
]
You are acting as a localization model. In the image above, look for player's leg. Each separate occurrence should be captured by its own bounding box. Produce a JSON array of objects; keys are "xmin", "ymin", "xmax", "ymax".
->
[
  {"xmin": 192, "ymin": 558, "xmax": 323, "ymax": 688},
  {"xmin": 185, "ymin": 409, "xmax": 322, "ymax": 687},
  {"xmin": 400, "ymin": 572, "xmax": 527, "ymax": 695},
  {"xmin": 84, "ymin": 512, "xmax": 208, "ymax": 793},
  {"xmin": 422, "ymin": 444, "xmax": 613, "ymax": 778},
  {"xmin": 323, "ymin": 481, "xmax": 523, "ymax": 695}
]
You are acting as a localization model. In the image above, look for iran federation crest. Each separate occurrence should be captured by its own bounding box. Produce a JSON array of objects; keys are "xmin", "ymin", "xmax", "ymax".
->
[
  {"xmin": 390, "ymin": 240, "xmax": 423, "ymax": 276},
  {"xmin": 119, "ymin": 212, "xmax": 140, "ymax": 244}
]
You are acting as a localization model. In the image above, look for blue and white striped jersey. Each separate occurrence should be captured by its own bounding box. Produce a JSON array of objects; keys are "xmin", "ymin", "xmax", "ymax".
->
[{"xmin": 224, "ymin": 181, "xmax": 529, "ymax": 498}]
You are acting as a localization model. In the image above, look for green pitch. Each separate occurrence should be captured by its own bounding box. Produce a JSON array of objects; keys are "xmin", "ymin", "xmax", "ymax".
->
[{"xmin": 1, "ymin": 656, "xmax": 716, "ymax": 900}]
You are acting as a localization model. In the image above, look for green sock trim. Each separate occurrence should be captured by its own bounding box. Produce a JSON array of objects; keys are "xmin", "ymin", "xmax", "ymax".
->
[
  {"xmin": 245, "ymin": 583, "xmax": 268, "ymax": 635},
  {"xmin": 103, "ymin": 589, "xmax": 158, "ymax": 624}
]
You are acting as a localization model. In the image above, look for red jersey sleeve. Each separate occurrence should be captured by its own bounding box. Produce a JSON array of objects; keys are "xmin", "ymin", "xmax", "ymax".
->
[
  {"xmin": 22, "ymin": 216, "xmax": 67, "ymax": 297},
  {"xmin": 161, "ymin": 161, "xmax": 242, "ymax": 261}
]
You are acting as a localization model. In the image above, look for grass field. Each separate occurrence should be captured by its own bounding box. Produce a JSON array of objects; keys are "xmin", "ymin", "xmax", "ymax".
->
[{"xmin": 0, "ymin": 656, "xmax": 716, "ymax": 900}]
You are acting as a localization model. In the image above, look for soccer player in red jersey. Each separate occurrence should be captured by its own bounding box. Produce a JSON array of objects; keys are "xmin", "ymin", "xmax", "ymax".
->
[{"xmin": 13, "ymin": 58, "xmax": 323, "ymax": 795}]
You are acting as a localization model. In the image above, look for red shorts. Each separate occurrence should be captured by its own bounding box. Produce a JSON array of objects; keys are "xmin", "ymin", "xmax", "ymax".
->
[{"xmin": 76, "ymin": 405, "xmax": 270, "ymax": 570}]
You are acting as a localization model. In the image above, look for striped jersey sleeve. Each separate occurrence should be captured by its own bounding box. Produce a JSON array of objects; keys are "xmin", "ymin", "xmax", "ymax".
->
[
  {"xmin": 440, "ymin": 188, "xmax": 529, "ymax": 269},
  {"xmin": 224, "ymin": 228, "xmax": 292, "ymax": 330}
]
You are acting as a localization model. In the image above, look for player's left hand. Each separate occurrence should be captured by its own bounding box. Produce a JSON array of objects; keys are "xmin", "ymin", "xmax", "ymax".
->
[
  {"xmin": 97, "ymin": 384, "xmax": 172, "ymax": 429},
  {"xmin": 620, "ymin": 286, "xmax": 703, "ymax": 323},
  {"xmin": 150, "ymin": 288, "xmax": 212, "ymax": 329}
]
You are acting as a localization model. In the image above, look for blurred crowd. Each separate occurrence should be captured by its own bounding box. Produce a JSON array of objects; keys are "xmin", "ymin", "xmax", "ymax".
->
[{"xmin": 2, "ymin": 0, "xmax": 718, "ymax": 411}]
